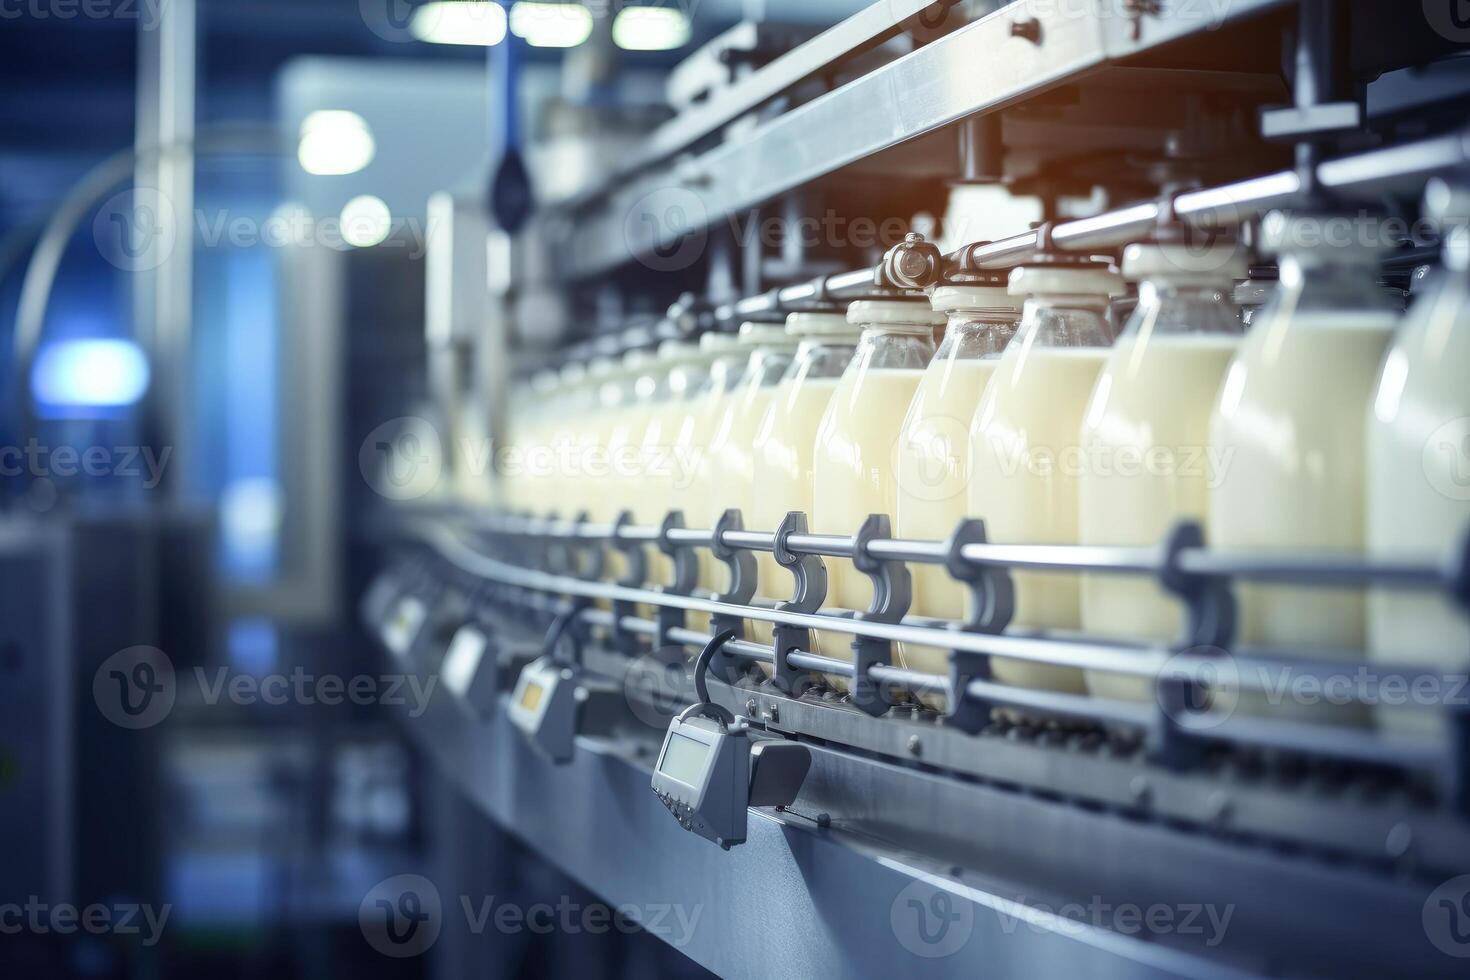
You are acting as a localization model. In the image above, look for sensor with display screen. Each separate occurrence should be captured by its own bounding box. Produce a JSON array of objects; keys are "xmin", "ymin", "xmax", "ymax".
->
[
  {"xmin": 381, "ymin": 594, "xmax": 428, "ymax": 659},
  {"xmin": 651, "ymin": 630, "xmax": 812, "ymax": 848},
  {"xmin": 441, "ymin": 622, "xmax": 499, "ymax": 719},
  {"xmin": 507, "ymin": 656, "xmax": 584, "ymax": 763}
]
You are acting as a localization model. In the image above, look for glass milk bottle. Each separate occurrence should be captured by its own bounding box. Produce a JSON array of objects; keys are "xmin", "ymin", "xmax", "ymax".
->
[
  {"xmin": 707, "ymin": 323, "xmax": 803, "ymax": 603},
  {"xmin": 811, "ymin": 300, "xmax": 944, "ymax": 684},
  {"xmin": 747, "ymin": 311, "xmax": 864, "ymax": 653},
  {"xmin": 1209, "ymin": 210, "xmax": 1400, "ymax": 725},
  {"xmin": 535, "ymin": 362, "xmax": 587, "ymax": 521},
  {"xmin": 894, "ymin": 281, "xmax": 1022, "ymax": 705},
  {"xmin": 969, "ymin": 260, "xmax": 1124, "ymax": 696},
  {"xmin": 637, "ymin": 340, "xmax": 717, "ymax": 593},
  {"xmin": 1079, "ymin": 241, "xmax": 1247, "ymax": 702},
  {"xmin": 679, "ymin": 331, "xmax": 754, "ymax": 633},
  {"xmin": 592, "ymin": 352, "xmax": 654, "ymax": 603},
  {"xmin": 1369, "ymin": 183, "xmax": 1470, "ymax": 737}
]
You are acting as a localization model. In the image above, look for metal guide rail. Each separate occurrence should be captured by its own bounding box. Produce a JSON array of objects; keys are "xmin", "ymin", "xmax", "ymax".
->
[
  {"xmin": 383, "ymin": 506, "xmax": 1470, "ymax": 867},
  {"xmin": 715, "ymin": 126, "xmax": 1470, "ymax": 325}
]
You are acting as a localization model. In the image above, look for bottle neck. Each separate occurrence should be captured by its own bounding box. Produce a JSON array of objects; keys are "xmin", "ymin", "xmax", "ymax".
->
[{"xmin": 1125, "ymin": 280, "xmax": 1242, "ymax": 339}]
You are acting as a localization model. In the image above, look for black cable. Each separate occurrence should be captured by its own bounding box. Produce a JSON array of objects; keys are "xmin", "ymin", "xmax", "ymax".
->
[
  {"xmin": 692, "ymin": 628, "xmax": 736, "ymax": 708},
  {"xmin": 544, "ymin": 596, "xmax": 593, "ymax": 667}
]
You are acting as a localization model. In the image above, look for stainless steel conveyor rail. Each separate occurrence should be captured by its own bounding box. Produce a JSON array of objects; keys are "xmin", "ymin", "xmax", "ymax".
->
[
  {"xmin": 715, "ymin": 126, "xmax": 1470, "ymax": 323},
  {"xmin": 409, "ymin": 508, "xmax": 1470, "ymax": 799}
]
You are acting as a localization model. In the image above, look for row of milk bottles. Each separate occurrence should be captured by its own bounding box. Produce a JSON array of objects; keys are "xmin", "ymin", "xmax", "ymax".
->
[{"xmin": 499, "ymin": 205, "xmax": 1470, "ymax": 736}]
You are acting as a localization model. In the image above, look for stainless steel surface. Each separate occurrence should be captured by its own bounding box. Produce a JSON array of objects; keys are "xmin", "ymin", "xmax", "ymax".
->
[
  {"xmin": 565, "ymin": 0, "xmax": 953, "ymax": 204},
  {"xmin": 562, "ymin": 0, "xmax": 1291, "ymax": 279},
  {"xmin": 710, "ymin": 126, "xmax": 1470, "ymax": 320},
  {"xmin": 413, "ymin": 513, "xmax": 1469, "ymax": 779},
  {"xmin": 393, "ymin": 678, "xmax": 1242, "ymax": 980}
]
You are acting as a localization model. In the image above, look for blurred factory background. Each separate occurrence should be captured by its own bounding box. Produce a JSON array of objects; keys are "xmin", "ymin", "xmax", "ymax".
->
[
  {"xmin": 6, "ymin": 1, "xmax": 1470, "ymax": 978},
  {"xmin": 0, "ymin": 2, "xmax": 871, "ymax": 977}
]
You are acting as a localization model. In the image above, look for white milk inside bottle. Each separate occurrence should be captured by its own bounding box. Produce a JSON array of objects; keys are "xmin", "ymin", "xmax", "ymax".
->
[
  {"xmin": 895, "ymin": 281, "xmax": 1021, "ymax": 706},
  {"xmin": 1369, "ymin": 185, "xmax": 1470, "ymax": 738},
  {"xmin": 604, "ymin": 349, "xmax": 657, "ymax": 555},
  {"xmin": 1209, "ymin": 210, "xmax": 1400, "ymax": 726},
  {"xmin": 811, "ymin": 300, "xmax": 943, "ymax": 687},
  {"xmin": 747, "ymin": 312, "xmax": 863, "ymax": 655},
  {"xmin": 532, "ymin": 364, "xmax": 584, "ymax": 521},
  {"xmin": 678, "ymin": 332, "xmax": 750, "ymax": 634},
  {"xmin": 584, "ymin": 356, "xmax": 643, "ymax": 615},
  {"xmin": 565, "ymin": 357, "xmax": 617, "ymax": 520},
  {"xmin": 1080, "ymin": 241, "xmax": 1247, "ymax": 703},
  {"xmin": 969, "ymin": 260, "xmax": 1123, "ymax": 700},
  {"xmin": 707, "ymin": 323, "xmax": 802, "ymax": 609},
  {"xmin": 638, "ymin": 340, "xmax": 715, "ymax": 595}
]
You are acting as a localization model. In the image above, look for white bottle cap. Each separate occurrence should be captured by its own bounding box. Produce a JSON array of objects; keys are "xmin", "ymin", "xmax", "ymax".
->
[
  {"xmin": 657, "ymin": 339, "xmax": 703, "ymax": 362},
  {"xmin": 930, "ymin": 284, "xmax": 1023, "ymax": 314},
  {"xmin": 1123, "ymin": 242, "xmax": 1248, "ymax": 284},
  {"xmin": 846, "ymin": 299, "xmax": 946, "ymax": 328},
  {"xmin": 698, "ymin": 331, "xmax": 744, "ymax": 354},
  {"xmin": 1008, "ymin": 263, "xmax": 1126, "ymax": 299},
  {"xmin": 738, "ymin": 321, "xmax": 796, "ymax": 346},
  {"xmin": 621, "ymin": 349, "xmax": 654, "ymax": 371},
  {"xmin": 785, "ymin": 311, "xmax": 860, "ymax": 336}
]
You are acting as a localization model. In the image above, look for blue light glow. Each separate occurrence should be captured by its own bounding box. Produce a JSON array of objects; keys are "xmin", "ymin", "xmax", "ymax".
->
[{"xmin": 31, "ymin": 339, "xmax": 151, "ymax": 409}]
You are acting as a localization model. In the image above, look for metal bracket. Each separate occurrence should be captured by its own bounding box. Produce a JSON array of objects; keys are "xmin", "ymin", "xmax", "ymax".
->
[
  {"xmin": 656, "ymin": 511, "xmax": 697, "ymax": 651},
  {"xmin": 1151, "ymin": 521, "xmax": 1231, "ymax": 769},
  {"xmin": 609, "ymin": 511, "xmax": 645, "ymax": 657},
  {"xmin": 771, "ymin": 511, "xmax": 827, "ymax": 700},
  {"xmin": 1159, "ymin": 521, "xmax": 1235, "ymax": 651},
  {"xmin": 880, "ymin": 231, "xmax": 942, "ymax": 290},
  {"xmin": 709, "ymin": 509, "xmax": 758, "ymax": 648},
  {"xmin": 942, "ymin": 519, "xmax": 1013, "ymax": 732},
  {"xmin": 849, "ymin": 514, "xmax": 912, "ymax": 717},
  {"xmin": 570, "ymin": 511, "xmax": 604, "ymax": 584}
]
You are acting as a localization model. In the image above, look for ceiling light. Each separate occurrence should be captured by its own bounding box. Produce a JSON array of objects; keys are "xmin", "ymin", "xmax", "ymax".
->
[
  {"xmin": 340, "ymin": 195, "xmax": 393, "ymax": 248},
  {"xmin": 411, "ymin": 1, "xmax": 508, "ymax": 46},
  {"xmin": 612, "ymin": 5, "xmax": 690, "ymax": 51},
  {"xmin": 510, "ymin": 2, "xmax": 593, "ymax": 48},
  {"xmin": 298, "ymin": 110, "xmax": 375, "ymax": 176}
]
